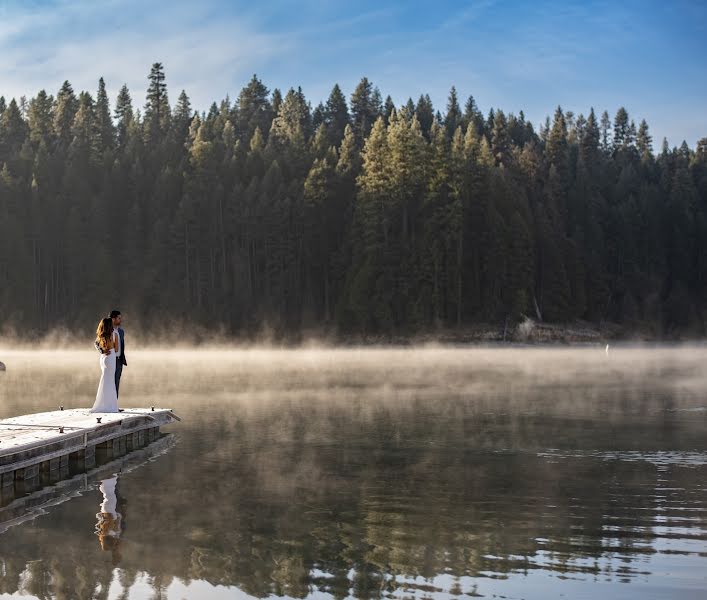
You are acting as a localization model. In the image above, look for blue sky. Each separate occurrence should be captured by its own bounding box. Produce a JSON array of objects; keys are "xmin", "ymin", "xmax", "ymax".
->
[{"xmin": 1, "ymin": 0, "xmax": 705, "ymax": 146}]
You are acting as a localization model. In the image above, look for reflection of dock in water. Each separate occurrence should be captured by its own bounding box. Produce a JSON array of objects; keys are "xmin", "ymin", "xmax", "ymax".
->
[{"xmin": 0, "ymin": 431, "xmax": 176, "ymax": 534}]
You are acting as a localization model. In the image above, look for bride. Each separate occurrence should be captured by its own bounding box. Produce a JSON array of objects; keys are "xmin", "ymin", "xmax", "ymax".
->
[{"xmin": 90, "ymin": 317, "xmax": 119, "ymax": 413}]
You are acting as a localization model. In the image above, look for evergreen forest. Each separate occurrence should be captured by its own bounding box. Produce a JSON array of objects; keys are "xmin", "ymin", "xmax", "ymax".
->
[{"xmin": 1, "ymin": 63, "xmax": 706, "ymax": 338}]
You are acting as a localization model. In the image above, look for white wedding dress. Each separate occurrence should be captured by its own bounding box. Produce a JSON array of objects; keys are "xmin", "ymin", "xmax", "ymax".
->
[{"xmin": 90, "ymin": 332, "xmax": 119, "ymax": 413}]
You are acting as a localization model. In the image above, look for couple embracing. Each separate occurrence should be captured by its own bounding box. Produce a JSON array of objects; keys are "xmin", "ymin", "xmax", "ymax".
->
[{"xmin": 90, "ymin": 310, "xmax": 127, "ymax": 413}]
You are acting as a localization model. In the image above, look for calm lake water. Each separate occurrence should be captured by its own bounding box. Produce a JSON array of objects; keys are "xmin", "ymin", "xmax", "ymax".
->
[{"xmin": 0, "ymin": 347, "xmax": 706, "ymax": 600}]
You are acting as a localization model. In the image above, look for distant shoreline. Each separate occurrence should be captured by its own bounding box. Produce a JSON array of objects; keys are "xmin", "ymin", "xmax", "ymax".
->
[
  {"xmin": 1, "ymin": 318, "xmax": 704, "ymax": 351},
  {"xmin": 321, "ymin": 320, "xmax": 625, "ymax": 346}
]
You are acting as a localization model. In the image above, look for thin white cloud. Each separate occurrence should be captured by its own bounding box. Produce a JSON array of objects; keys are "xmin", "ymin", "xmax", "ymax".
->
[
  {"xmin": 436, "ymin": 0, "xmax": 498, "ymax": 32},
  {"xmin": 0, "ymin": 0, "xmax": 295, "ymax": 108},
  {"xmin": 0, "ymin": 0, "xmax": 701, "ymax": 146}
]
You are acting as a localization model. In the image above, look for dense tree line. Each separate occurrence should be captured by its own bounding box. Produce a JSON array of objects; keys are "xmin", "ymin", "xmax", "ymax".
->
[{"xmin": 0, "ymin": 63, "xmax": 705, "ymax": 337}]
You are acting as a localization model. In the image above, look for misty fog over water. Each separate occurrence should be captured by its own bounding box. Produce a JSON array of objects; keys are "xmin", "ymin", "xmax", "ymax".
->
[{"xmin": 0, "ymin": 347, "xmax": 705, "ymax": 599}]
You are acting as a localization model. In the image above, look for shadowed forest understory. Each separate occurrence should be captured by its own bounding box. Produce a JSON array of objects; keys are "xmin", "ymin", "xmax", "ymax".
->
[{"xmin": 1, "ymin": 63, "xmax": 706, "ymax": 338}]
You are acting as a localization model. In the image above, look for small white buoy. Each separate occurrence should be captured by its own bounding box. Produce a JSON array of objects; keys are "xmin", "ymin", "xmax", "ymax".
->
[{"xmin": 605, "ymin": 343, "xmax": 610, "ymax": 356}]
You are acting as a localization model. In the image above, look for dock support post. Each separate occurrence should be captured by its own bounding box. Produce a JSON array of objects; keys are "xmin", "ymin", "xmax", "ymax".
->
[
  {"xmin": 15, "ymin": 474, "xmax": 41, "ymax": 495},
  {"xmin": 15, "ymin": 465, "xmax": 40, "ymax": 480},
  {"xmin": 127, "ymin": 432, "xmax": 139, "ymax": 450}
]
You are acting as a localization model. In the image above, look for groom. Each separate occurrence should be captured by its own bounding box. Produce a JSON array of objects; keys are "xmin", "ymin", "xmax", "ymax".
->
[
  {"xmin": 110, "ymin": 310, "xmax": 127, "ymax": 396},
  {"xmin": 95, "ymin": 310, "xmax": 127, "ymax": 396}
]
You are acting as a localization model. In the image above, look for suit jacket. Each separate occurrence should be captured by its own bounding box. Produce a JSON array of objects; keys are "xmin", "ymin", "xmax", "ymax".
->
[{"xmin": 117, "ymin": 327, "xmax": 127, "ymax": 367}]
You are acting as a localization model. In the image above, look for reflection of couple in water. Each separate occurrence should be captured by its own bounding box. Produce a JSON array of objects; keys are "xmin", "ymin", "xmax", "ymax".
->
[{"xmin": 95, "ymin": 475, "xmax": 125, "ymax": 564}]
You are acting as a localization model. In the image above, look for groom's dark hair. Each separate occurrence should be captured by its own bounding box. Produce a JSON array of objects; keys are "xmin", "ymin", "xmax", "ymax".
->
[{"xmin": 110, "ymin": 310, "xmax": 121, "ymax": 318}]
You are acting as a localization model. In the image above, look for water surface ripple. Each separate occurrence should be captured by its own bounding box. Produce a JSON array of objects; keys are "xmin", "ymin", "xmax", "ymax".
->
[{"xmin": 0, "ymin": 347, "xmax": 705, "ymax": 599}]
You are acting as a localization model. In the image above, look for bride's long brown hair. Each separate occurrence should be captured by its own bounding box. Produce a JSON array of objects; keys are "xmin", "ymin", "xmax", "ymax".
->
[{"xmin": 96, "ymin": 317, "xmax": 114, "ymax": 351}]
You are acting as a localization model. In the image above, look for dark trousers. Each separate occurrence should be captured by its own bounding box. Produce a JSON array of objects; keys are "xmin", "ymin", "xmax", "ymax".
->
[{"xmin": 115, "ymin": 359, "xmax": 124, "ymax": 397}]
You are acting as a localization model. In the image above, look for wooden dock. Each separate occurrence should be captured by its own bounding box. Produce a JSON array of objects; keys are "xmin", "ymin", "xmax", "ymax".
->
[{"xmin": 0, "ymin": 408, "xmax": 179, "ymax": 487}]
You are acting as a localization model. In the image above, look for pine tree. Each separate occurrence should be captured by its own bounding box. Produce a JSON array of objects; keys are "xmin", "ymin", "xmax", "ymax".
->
[
  {"xmin": 114, "ymin": 84, "xmax": 134, "ymax": 147},
  {"xmin": 269, "ymin": 87, "xmax": 312, "ymax": 176},
  {"xmin": 71, "ymin": 92, "xmax": 96, "ymax": 154},
  {"xmin": 448, "ymin": 126, "xmax": 466, "ymax": 324},
  {"xmin": 336, "ymin": 124, "xmax": 360, "ymax": 180},
  {"xmin": 245, "ymin": 127, "xmax": 265, "ymax": 183},
  {"xmin": 312, "ymin": 102, "xmax": 325, "ymax": 131},
  {"xmin": 444, "ymin": 86, "xmax": 461, "ymax": 138},
  {"xmin": 173, "ymin": 90, "xmax": 192, "ymax": 139},
  {"xmin": 95, "ymin": 77, "xmax": 115, "ymax": 155},
  {"xmin": 613, "ymin": 107, "xmax": 630, "ymax": 152},
  {"xmin": 600, "ymin": 110, "xmax": 611, "ymax": 154},
  {"xmin": 491, "ymin": 110, "xmax": 511, "ymax": 165},
  {"xmin": 236, "ymin": 75, "xmax": 272, "ymax": 144},
  {"xmin": 324, "ymin": 83, "xmax": 349, "ymax": 147},
  {"xmin": 350, "ymin": 77, "xmax": 377, "ymax": 142},
  {"xmin": 270, "ymin": 87, "xmax": 311, "ymax": 145},
  {"xmin": 636, "ymin": 119, "xmax": 653, "ymax": 162},
  {"xmin": 0, "ymin": 99, "xmax": 28, "ymax": 166},
  {"xmin": 464, "ymin": 95, "xmax": 484, "ymax": 135},
  {"xmin": 310, "ymin": 123, "xmax": 329, "ymax": 159},
  {"xmin": 345, "ymin": 116, "xmax": 390, "ymax": 330},
  {"xmin": 144, "ymin": 62, "xmax": 170, "ymax": 142},
  {"xmin": 332, "ymin": 123, "xmax": 360, "ymax": 325},
  {"xmin": 580, "ymin": 108, "xmax": 601, "ymax": 173},
  {"xmin": 53, "ymin": 81, "xmax": 78, "ymax": 147},
  {"xmin": 510, "ymin": 110, "xmax": 529, "ymax": 146},
  {"xmin": 415, "ymin": 94, "xmax": 434, "ymax": 138},
  {"xmin": 420, "ymin": 120, "xmax": 459, "ymax": 324},
  {"xmin": 627, "ymin": 120, "xmax": 637, "ymax": 148},
  {"xmin": 271, "ymin": 88, "xmax": 282, "ymax": 116},
  {"xmin": 27, "ymin": 90, "xmax": 54, "ymax": 148},
  {"xmin": 387, "ymin": 112, "xmax": 427, "ymax": 241},
  {"xmin": 486, "ymin": 108, "xmax": 496, "ymax": 136},
  {"xmin": 400, "ymin": 98, "xmax": 415, "ymax": 121},
  {"xmin": 383, "ymin": 95, "xmax": 395, "ymax": 125},
  {"xmin": 303, "ymin": 149, "xmax": 338, "ymax": 321},
  {"xmin": 371, "ymin": 87, "xmax": 383, "ymax": 117},
  {"xmin": 546, "ymin": 107, "xmax": 568, "ymax": 169}
]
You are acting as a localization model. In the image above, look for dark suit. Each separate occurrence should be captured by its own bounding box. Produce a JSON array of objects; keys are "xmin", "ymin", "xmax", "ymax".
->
[{"xmin": 115, "ymin": 327, "xmax": 127, "ymax": 396}]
